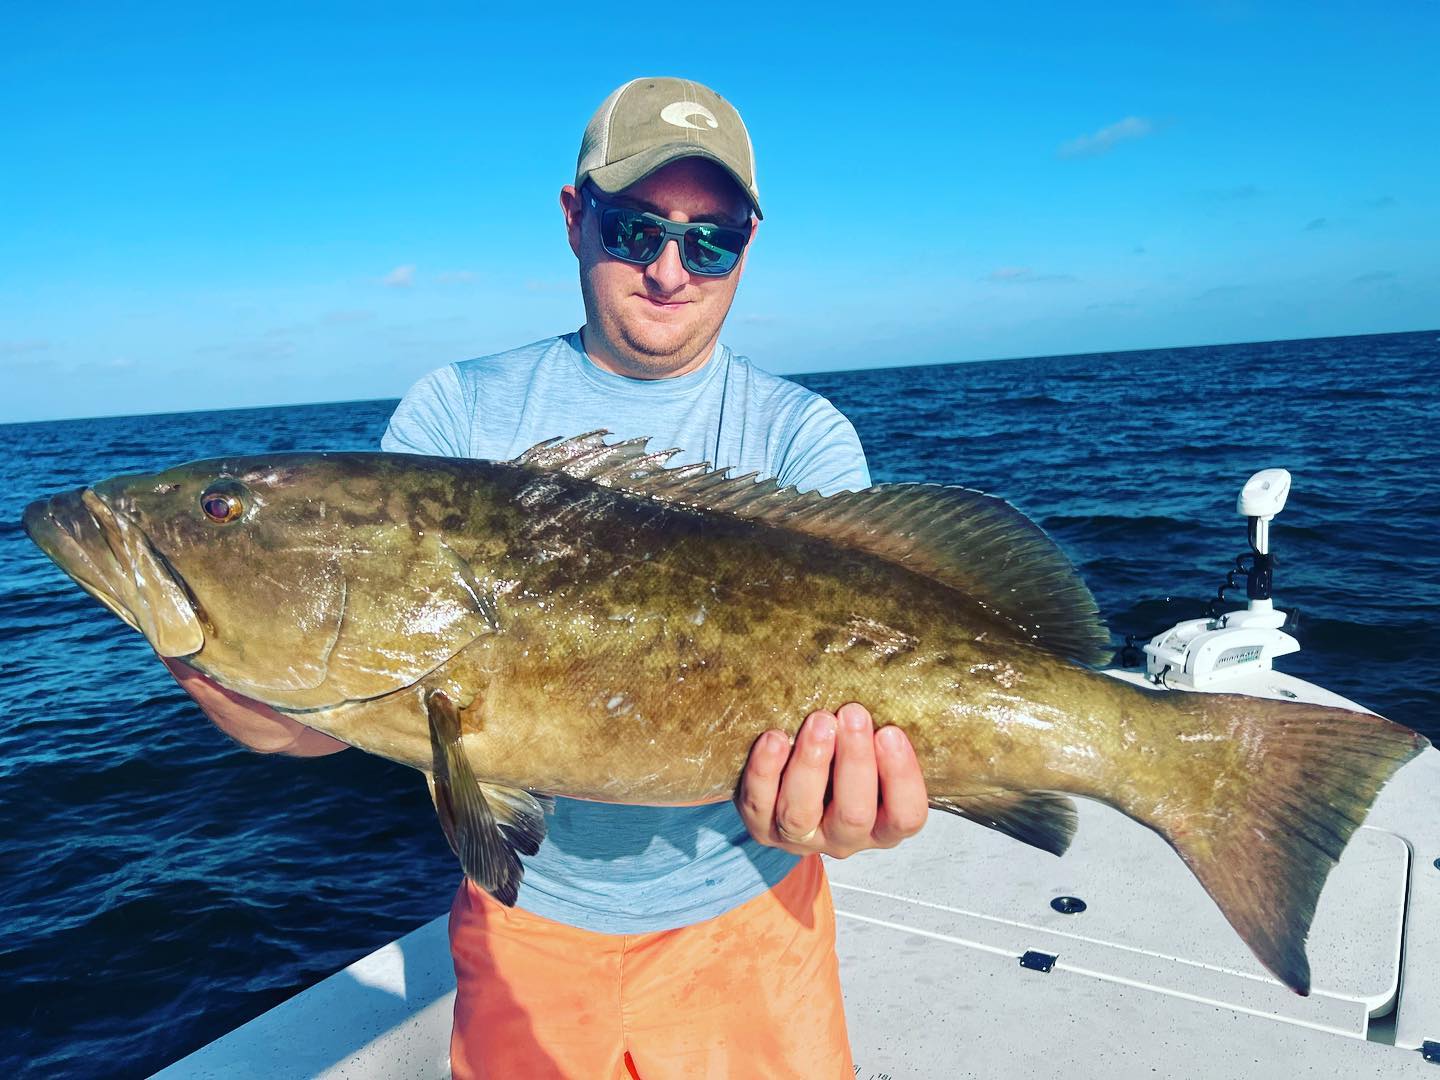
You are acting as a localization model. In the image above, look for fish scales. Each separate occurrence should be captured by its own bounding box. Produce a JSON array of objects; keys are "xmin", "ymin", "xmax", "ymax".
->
[{"xmin": 408, "ymin": 461, "xmax": 1093, "ymax": 803}]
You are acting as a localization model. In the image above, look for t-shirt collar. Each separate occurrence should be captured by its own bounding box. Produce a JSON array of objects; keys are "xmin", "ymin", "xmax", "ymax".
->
[{"xmin": 564, "ymin": 330, "xmax": 728, "ymax": 399}]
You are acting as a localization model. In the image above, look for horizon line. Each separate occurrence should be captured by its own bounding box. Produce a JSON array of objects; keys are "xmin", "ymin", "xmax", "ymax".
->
[{"xmin": 4, "ymin": 326, "xmax": 1435, "ymax": 429}]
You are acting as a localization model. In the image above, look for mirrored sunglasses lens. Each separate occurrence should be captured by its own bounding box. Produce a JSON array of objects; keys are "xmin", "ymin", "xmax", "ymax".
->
[
  {"xmin": 601, "ymin": 209, "xmax": 664, "ymax": 263},
  {"xmin": 683, "ymin": 226, "xmax": 745, "ymax": 275}
]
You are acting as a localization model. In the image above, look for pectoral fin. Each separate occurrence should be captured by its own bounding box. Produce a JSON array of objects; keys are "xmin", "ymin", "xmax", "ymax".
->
[
  {"xmin": 425, "ymin": 690, "xmax": 553, "ymax": 906},
  {"xmin": 930, "ymin": 790, "xmax": 1077, "ymax": 856}
]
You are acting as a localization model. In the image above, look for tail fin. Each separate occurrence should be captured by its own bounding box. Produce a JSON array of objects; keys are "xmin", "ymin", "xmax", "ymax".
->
[{"xmin": 1150, "ymin": 695, "xmax": 1425, "ymax": 995}]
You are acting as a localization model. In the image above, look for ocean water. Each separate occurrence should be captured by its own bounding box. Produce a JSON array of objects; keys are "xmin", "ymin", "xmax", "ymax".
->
[{"xmin": 2, "ymin": 329, "xmax": 1437, "ymax": 1077}]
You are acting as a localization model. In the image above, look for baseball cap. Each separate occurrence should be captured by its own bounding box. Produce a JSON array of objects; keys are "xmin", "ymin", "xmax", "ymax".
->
[{"xmin": 575, "ymin": 77, "xmax": 762, "ymax": 219}]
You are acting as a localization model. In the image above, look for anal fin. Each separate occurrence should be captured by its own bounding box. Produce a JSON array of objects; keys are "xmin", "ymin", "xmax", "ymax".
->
[
  {"xmin": 426, "ymin": 690, "xmax": 552, "ymax": 906},
  {"xmin": 930, "ymin": 790, "xmax": 1077, "ymax": 856}
]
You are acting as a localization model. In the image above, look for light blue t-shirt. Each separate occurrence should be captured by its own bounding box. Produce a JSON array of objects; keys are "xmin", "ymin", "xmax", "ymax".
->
[{"xmin": 382, "ymin": 331, "xmax": 870, "ymax": 933}]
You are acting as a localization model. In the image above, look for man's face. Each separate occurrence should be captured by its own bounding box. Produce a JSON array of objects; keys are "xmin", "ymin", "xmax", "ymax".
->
[{"xmin": 562, "ymin": 157, "xmax": 755, "ymax": 379}]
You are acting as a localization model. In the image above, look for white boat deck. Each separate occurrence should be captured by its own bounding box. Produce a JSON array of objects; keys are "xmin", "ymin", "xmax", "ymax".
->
[{"xmin": 155, "ymin": 671, "xmax": 1440, "ymax": 1078}]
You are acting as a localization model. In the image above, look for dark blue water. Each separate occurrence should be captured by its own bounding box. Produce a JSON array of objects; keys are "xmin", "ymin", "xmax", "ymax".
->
[{"xmin": 2, "ymin": 330, "xmax": 1437, "ymax": 1077}]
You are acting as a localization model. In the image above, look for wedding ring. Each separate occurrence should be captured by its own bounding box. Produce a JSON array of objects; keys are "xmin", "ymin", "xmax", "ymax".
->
[{"xmin": 777, "ymin": 822, "xmax": 819, "ymax": 844}]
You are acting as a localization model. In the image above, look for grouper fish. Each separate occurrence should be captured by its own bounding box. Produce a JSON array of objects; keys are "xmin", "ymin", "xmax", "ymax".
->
[{"xmin": 23, "ymin": 432, "xmax": 1427, "ymax": 995}]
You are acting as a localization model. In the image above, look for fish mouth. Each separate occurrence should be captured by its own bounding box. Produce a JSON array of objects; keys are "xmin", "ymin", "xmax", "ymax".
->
[{"xmin": 24, "ymin": 488, "xmax": 206, "ymax": 658}]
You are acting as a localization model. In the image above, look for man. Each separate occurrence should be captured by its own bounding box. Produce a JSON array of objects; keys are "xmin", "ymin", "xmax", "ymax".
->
[{"xmin": 175, "ymin": 77, "xmax": 928, "ymax": 1077}]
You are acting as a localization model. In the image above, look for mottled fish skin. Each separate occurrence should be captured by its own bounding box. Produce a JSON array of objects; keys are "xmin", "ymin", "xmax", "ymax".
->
[
  {"xmin": 407, "ymin": 469, "xmax": 1132, "ymax": 807},
  {"xmin": 23, "ymin": 437, "xmax": 1429, "ymax": 994},
  {"xmin": 218, "ymin": 452, "xmax": 1138, "ymax": 810}
]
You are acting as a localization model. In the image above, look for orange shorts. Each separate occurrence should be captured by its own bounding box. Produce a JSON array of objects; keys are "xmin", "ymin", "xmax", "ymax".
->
[{"xmin": 448, "ymin": 854, "xmax": 853, "ymax": 1079}]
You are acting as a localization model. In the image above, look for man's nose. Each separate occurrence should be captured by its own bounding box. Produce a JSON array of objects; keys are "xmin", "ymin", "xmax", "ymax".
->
[{"xmin": 644, "ymin": 239, "xmax": 689, "ymax": 293}]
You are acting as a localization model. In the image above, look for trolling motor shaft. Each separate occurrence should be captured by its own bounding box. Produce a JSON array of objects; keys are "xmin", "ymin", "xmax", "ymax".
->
[
  {"xmin": 1239, "ymin": 467, "xmax": 1287, "ymax": 608},
  {"xmin": 1143, "ymin": 469, "xmax": 1300, "ymax": 690}
]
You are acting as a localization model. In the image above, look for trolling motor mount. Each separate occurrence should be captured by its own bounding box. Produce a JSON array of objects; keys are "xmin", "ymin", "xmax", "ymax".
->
[{"xmin": 1142, "ymin": 469, "xmax": 1301, "ymax": 690}]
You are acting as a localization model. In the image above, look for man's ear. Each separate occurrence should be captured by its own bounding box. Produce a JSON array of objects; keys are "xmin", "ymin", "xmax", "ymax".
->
[{"xmin": 560, "ymin": 185, "xmax": 584, "ymax": 259}]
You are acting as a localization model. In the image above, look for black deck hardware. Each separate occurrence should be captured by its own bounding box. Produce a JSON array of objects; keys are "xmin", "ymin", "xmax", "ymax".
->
[
  {"xmin": 1051, "ymin": 895, "xmax": 1087, "ymax": 914},
  {"xmin": 1019, "ymin": 950, "xmax": 1057, "ymax": 973},
  {"xmin": 1422, "ymin": 1040, "xmax": 1440, "ymax": 1064}
]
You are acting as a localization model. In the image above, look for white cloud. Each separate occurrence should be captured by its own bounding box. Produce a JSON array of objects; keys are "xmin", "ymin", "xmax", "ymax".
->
[
  {"xmin": 983, "ymin": 267, "xmax": 1077, "ymax": 284},
  {"xmin": 71, "ymin": 356, "xmax": 137, "ymax": 376},
  {"xmin": 383, "ymin": 264, "xmax": 416, "ymax": 288},
  {"xmin": 1196, "ymin": 284, "xmax": 1248, "ymax": 301},
  {"xmin": 0, "ymin": 339, "xmax": 50, "ymax": 356},
  {"xmin": 1200, "ymin": 184, "xmax": 1262, "ymax": 202},
  {"xmin": 322, "ymin": 309, "xmax": 375, "ymax": 325},
  {"xmin": 1058, "ymin": 116, "xmax": 1155, "ymax": 159},
  {"xmin": 524, "ymin": 278, "xmax": 572, "ymax": 294}
]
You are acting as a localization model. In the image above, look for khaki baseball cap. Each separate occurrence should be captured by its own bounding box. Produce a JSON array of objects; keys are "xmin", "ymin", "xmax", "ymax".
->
[{"xmin": 575, "ymin": 77, "xmax": 762, "ymax": 219}]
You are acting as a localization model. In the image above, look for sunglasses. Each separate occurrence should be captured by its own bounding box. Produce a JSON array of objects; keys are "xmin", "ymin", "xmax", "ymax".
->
[{"xmin": 585, "ymin": 187, "xmax": 751, "ymax": 277}]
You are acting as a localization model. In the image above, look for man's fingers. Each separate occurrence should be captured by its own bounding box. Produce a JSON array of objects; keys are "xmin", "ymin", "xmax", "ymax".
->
[
  {"xmin": 824, "ymin": 703, "xmax": 878, "ymax": 854},
  {"xmin": 873, "ymin": 724, "xmax": 930, "ymax": 846},
  {"xmin": 736, "ymin": 729, "xmax": 789, "ymax": 833},
  {"xmin": 772, "ymin": 710, "xmax": 835, "ymax": 845},
  {"xmin": 739, "ymin": 708, "xmax": 927, "ymax": 857}
]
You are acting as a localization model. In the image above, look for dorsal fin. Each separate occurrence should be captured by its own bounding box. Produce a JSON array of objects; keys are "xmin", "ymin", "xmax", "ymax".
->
[{"xmin": 514, "ymin": 432, "xmax": 1112, "ymax": 666}]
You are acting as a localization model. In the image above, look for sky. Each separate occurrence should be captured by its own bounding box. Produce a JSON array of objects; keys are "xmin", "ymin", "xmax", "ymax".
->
[{"xmin": 2, "ymin": 3, "xmax": 1436, "ymax": 423}]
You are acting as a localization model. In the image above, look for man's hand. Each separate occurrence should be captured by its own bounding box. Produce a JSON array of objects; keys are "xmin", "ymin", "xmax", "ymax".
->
[{"xmin": 736, "ymin": 702, "xmax": 929, "ymax": 858}]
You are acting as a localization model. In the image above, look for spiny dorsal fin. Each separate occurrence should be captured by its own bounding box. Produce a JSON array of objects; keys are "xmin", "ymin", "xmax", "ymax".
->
[{"xmin": 514, "ymin": 431, "xmax": 1111, "ymax": 666}]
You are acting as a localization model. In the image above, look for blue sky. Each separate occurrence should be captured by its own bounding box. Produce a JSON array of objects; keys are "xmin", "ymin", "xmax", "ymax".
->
[{"xmin": 2, "ymin": 3, "xmax": 1436, "ymax": 423}]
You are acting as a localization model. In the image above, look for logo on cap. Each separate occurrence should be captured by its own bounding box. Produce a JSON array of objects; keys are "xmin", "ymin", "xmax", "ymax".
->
[{"xmin": 659, "ymin": 101, "xmax": 719, "ymax": 131}]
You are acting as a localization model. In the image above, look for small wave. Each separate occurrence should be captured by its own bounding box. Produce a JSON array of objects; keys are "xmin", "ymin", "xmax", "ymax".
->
[
  {"xmin": 998, "ymin": 393, "xmax": 1069, "ymax": 408},
  {"xmin": 1043, "ymin": 512, "xmax": 1189, "ymax": 534}
]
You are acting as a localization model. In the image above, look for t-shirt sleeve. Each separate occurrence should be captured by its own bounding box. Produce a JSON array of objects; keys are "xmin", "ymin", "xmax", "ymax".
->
[
  {"xmin": 774, "ymin": 399, "xmax": 872, "ymax": 496},
  {"xmin": 381, "ymin": 364, "xmax": 472, "ymax": 457}
]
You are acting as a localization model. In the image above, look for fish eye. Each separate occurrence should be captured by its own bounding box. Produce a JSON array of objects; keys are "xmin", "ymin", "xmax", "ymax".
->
[{"xmin": 199, "ymin": 483, "xmax": 246, "ymax": 524}]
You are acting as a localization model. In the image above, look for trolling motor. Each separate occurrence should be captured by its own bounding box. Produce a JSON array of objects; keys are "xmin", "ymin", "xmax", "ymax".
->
[{"xmin": 1141, "ymin": 469, "xmax": 1301, "ymax": 689}]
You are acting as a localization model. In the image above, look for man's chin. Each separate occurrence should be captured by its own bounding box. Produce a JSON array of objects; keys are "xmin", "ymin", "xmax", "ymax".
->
[{"xmin": 616, "ymin": 326, "xmax": 713, "ymax": 373}]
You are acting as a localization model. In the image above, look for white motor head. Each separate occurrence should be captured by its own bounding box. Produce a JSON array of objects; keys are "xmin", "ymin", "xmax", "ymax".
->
[{"xmin": 1238, "ymin": 468, "xmax": 1291, "ymax": 520}]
